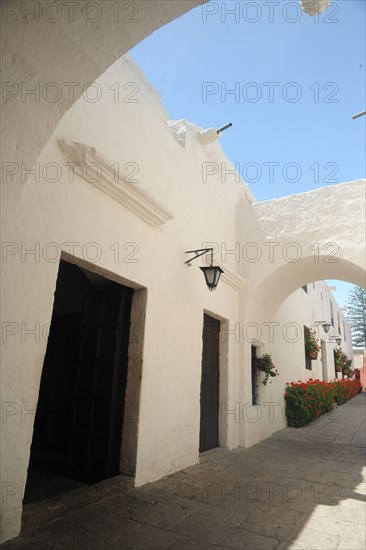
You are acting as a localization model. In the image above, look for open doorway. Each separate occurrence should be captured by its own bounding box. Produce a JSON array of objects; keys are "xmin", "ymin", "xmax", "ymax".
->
[{"xmin": 24, "ymin": 260, "xmax": 134, "ymax": 504}]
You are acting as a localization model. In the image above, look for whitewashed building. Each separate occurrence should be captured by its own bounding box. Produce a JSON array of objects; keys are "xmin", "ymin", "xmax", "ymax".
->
[{"xmin": 1, "ymin": 0, "xmax": 364, "ymax": 543}]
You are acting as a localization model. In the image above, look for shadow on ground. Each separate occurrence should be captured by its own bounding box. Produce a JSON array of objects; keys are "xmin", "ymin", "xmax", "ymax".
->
[{"xmin": 2, "ymin": 393, "xmax": 365, "ymax": 549}]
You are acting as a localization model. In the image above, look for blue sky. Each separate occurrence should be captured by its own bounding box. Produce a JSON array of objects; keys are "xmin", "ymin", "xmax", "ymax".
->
[
  {"xmin": 130, "ymin": 0, "xmax": 365, "ymax": 307},
  {"xmin": 326, "ymin": 279, "xmax": 353, "ymax": 309}
]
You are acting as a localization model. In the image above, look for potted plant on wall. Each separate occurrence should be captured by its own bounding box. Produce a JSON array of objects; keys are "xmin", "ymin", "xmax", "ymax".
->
[
  {"xmin": 256, "ymin": 353, "xmax": 279, "ymax": 386},
  {"xmin": 346, "ymin": 367, "xmax": 354, "ymax": 378},
  {"xmin": 304, "ymin": 328, "xmax": 320, "ymax": 359},
  {"xmin": 334, "ymin": 347, "xmax": 349, "ymax": 374}
]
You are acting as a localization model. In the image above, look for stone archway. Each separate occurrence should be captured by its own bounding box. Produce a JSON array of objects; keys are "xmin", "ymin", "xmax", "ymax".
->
[
  {"xmin": 246, "ymin": 255, "xmax": 365, "ymax": 323},
  {"xmin": 245, "ymin": 179, "xmax": 366, "ymax": 323},
  {"xmin": 235, "ymin": 179, "xmax": 365, "ymax": 449}
]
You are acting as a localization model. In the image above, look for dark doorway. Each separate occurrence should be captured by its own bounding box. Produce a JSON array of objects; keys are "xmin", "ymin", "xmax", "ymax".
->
[
  {"xmin": 251, "ymin": 346, "xmax": 259, "ymax": 406},
  {"xmin": 25, "ymin": 260, "xmax": 133, "ymax": 502},
  {"xmin": 321, "ymin": 340, "xmax": 327, "ymax": 381},
  {"xmin": 199, "ymin": 314, "xmax": 220, "ymax": 453}
]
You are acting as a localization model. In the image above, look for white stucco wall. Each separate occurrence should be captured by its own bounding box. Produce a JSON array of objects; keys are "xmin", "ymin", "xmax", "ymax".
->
[
  {"xmin": 353, "ymin": 350, "xmax": 366, "ymax": 370},
  {"xmin": 1, "ymin": 56, "xmax": 244, "ymax": 541},
  {"xmin": 1, "ymin": 0, "xmax": 206, "ymax": 212},
  {"xmin": 1, "ymin": 54, "xmax": 364, "ymax": 543}
]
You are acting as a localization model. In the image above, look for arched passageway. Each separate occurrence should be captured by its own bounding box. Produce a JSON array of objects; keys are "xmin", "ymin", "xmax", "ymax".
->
[{"xmin": 245, "ymin": 180, "xmax": 366, "ymax": 323}]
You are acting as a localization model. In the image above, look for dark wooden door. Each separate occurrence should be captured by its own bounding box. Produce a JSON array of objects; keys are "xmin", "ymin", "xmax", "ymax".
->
[
  {"xmin": 200, "ymin": 314, "xmax": 220, "ymax": 453},
  {"xmin": 68, "ymin": 287, "xmax": 132, "ymax": 482}
]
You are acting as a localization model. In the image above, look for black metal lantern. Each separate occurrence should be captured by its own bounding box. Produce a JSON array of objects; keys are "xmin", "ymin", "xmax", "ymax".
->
[
  {"xmin": 315, "ymin": 321, "xmax": 332, "ymax": 334},
  {"xmin": 185, "ymin": 248, "xmax": 224, "ymax": 291},
  {"xmin": 200, "ymin": 264, "xmax": 224, "ymax": 291},
  {"xmin": 321, "ymin": 322, "xmax": 331, "ymax": 333},
  {"xmin": 335, "ymin": 337, "xmax": 342, "ymax": 345}
]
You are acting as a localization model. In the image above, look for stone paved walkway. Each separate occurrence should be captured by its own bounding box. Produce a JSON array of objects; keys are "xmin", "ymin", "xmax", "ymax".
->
[{"xmin": 2, "ymin": 393, "xmax": 365, "ymax": 549}]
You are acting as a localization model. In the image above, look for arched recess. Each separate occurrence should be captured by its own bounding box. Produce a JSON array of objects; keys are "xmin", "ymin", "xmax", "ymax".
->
[
  {"xmin": 245, "ymin": 256, "xmax": 366, "ymax": 323},
  {"xmin": 1, "ymin": 0, "xmax": 206, "ymax": 208}
]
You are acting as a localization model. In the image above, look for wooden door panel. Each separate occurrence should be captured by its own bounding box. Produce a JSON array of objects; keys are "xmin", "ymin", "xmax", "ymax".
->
[
  {"xmin": 68, "ymin": 287, "xmax": 132, "ymax": 482},
  {"xmin": 200, "ymin": 314, "xmax": 220, "ymax": 453}
]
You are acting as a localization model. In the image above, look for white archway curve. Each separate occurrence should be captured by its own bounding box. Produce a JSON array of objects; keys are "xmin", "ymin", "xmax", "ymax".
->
[
  {"xmin": 245, "ymin": 255, "xmax": 366, "ymax": 322},
  {"xmin": 1, "ymin": 1, "xmax": 206, "ymax": 199},
  {"xmin": 245, "ymin": 179, "xmax": 366, "ymax": 322}
]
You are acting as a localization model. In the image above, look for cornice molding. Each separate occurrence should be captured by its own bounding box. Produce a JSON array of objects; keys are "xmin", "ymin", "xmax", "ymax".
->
[
  {"xmin": 220, "ymin": 265, "xmax": 246, "ymax": 291},
  {"xmin": 58, "ymin": 139, "xmax": 174, "ymax": 226}
]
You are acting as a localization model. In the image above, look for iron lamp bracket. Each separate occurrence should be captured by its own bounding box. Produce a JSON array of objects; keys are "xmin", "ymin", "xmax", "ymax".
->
[{"xmin": 185, "ymin": 248, "xmax": 214, "ymax": 267}]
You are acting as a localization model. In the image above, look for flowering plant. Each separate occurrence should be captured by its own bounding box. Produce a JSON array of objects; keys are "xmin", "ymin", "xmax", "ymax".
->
[
  {"xmin": 304, "ymin": 328, "xmax": 320, "ymax": 352},
  {"xmin": 258, "ymin": 353, "xmax": 279, "ymax": 386},
  {"xmin": 284, "ymin": 378, "xmax": 361, "ymax": 427},
  {"xmin": 332, "ymin": 378, "xmax": 359, "ymax": 403},
  {"xmin": 334, "ymin": 348, "xmax": 349, "ymax": 367},
  {"xmin": 343, "ymin": 367, "xmax": 354, "ymax": 378}
]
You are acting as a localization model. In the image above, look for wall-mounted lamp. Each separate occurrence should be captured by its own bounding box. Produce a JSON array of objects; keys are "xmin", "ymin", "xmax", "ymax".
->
[
  {"xmin": 330, "ymin": 336, "xmax": 342, "ymax": 345},
  {"xmin": 185, "ymin": 248, "xmax": 224, "ymax": 291},
  {"xmin": 315, "ymin": 321, "xmax": 332, "ymax": 333}
]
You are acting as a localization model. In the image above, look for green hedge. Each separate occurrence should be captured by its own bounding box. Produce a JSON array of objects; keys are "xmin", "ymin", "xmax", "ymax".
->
[{"xmin": 285, "ymin": 378, "xmax": 362, "ymax": 427}]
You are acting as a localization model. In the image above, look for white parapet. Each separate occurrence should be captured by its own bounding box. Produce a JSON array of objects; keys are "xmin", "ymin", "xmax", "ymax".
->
[
  {"xmin": 301, "ymin": 0, "xmax": 331, "ymax": 16},
  {"xmin": 199, "ymin": 127, "xmax": 221, "ymax": 145}
]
